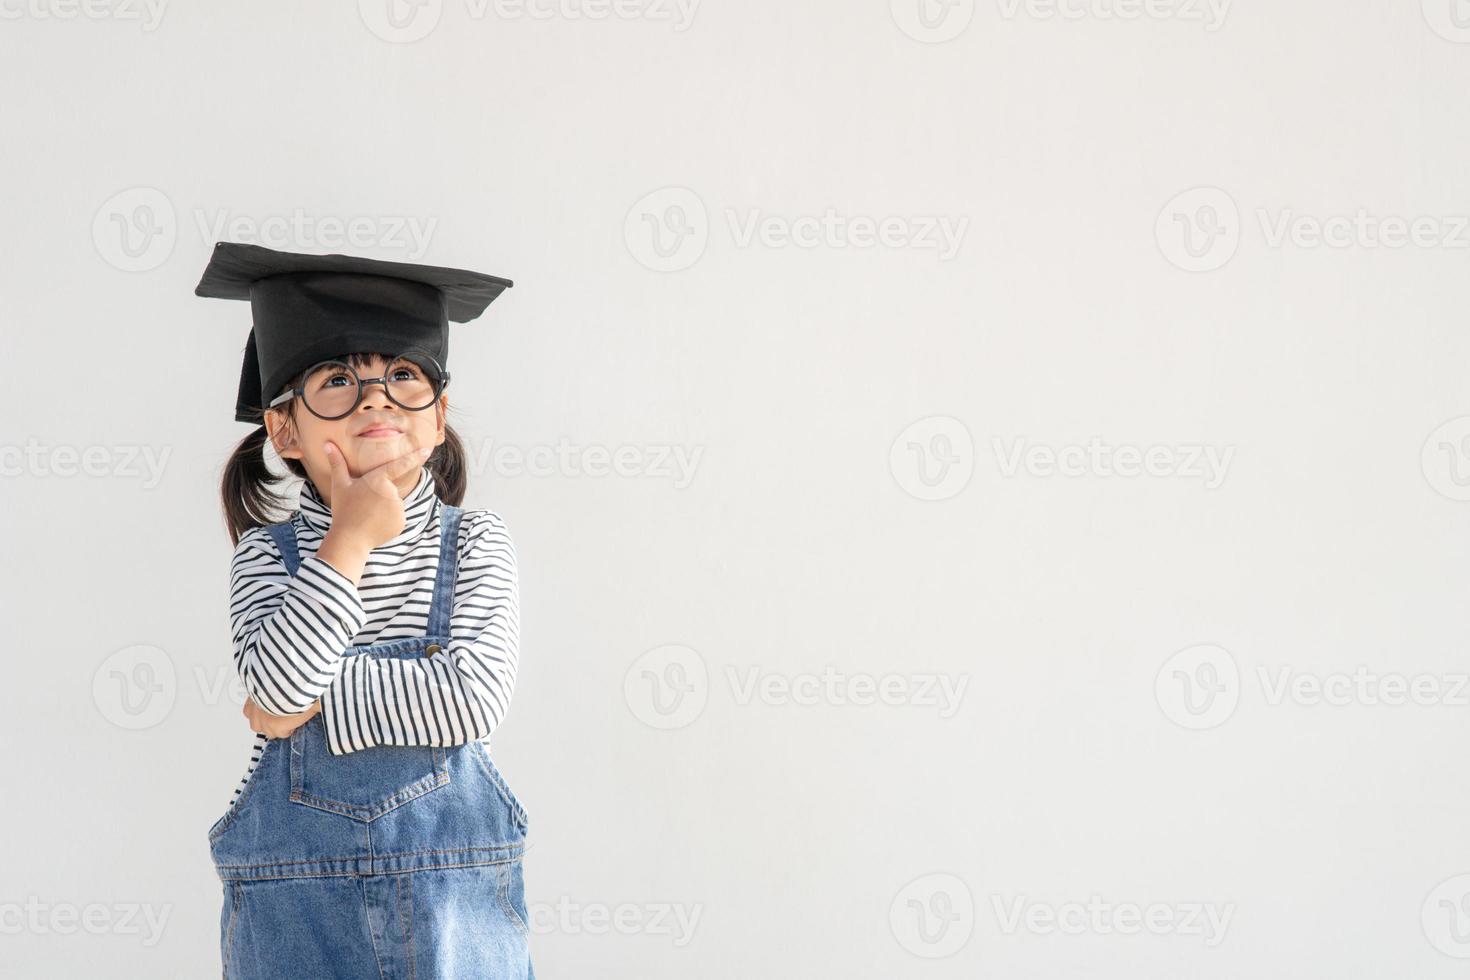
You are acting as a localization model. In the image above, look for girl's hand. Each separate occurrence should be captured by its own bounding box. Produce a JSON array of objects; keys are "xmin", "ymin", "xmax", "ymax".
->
[
  {"xmin": 243, "ymin": 696, "xmax": 321, "ymax": 738},
  {"xmin": 321, "ymin": 441, "xmax": 433, "ymax": 552}
]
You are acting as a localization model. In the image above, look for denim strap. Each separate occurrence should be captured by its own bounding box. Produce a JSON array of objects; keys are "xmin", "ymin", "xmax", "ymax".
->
[
  {"xmin": 265, "ymin": 520, "xmax": 302, "ymax": 578},
  {"xmin": 426, "ymin": 504, "xmax": 463, "ymax": 638}
]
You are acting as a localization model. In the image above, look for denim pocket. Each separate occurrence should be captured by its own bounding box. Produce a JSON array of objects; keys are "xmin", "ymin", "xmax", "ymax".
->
[
  {"xmin": 208, "ymin": 738, "xmax": 274, "ymax": 844},
  {"xmin": 497, "ymin": 857, "xmax": 531, "ymax": 939},
  {"xmin": 472, "ymin": 741, "xmax": 530, "ymax": 832},
  {"xmin": 287, "ymin": 716, "xmax": 450, "ymax": 822}
]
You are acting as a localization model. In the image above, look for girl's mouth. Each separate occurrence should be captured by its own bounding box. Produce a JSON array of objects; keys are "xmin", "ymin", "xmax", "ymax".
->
[{"xmin": 357, "ymin": 425, "xmax": 403, "ymax": 439}]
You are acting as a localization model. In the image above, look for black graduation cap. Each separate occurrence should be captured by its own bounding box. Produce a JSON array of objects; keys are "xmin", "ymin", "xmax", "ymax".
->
[{"xmin": 194, "ymin": 241, "xmax": 513, "ymax": 423}]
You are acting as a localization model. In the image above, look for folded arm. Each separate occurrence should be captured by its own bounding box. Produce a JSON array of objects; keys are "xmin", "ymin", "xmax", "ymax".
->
[
  {"xmin": 317, "ymin": 511, "xmax": 522, "ymax": 755},
  {"xmin": 229, "ymin": 536, "xmax": 365, "ymax": 716}
]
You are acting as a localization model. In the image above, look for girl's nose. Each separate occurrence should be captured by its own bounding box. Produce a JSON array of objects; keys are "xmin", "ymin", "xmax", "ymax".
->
[
  {"xmin": 355, "ymin": 371, "xmax": 396, "ymax": 411},
  {"xmin": 357, "ymin": 381, "xmax": 396, "ymax": 410}
]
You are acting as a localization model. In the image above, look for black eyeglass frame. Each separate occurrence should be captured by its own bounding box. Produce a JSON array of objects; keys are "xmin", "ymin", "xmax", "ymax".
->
[{"xmin": 267, "ymin": 350, "xmax": 452, "ymax": 421}]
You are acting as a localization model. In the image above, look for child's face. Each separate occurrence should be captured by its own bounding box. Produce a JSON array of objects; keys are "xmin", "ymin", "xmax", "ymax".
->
[{"xmin": 263, "ymin": 352, "xmax": 447, "ymax": 504}]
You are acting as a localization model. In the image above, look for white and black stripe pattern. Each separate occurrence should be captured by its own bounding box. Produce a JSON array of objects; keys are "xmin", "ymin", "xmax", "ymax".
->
[{"xmin": 225, "ymin": 467, "xmax": 521, "ymax": 806}]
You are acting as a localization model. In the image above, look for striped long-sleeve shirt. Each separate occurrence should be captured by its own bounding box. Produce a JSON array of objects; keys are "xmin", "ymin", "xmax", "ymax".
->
[{"xmin": 225, "ymin": 466, "xmax": 520, "ymax": 807}]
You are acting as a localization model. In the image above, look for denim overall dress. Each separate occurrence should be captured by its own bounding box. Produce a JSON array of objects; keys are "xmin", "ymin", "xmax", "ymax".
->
[{"xmin": 205, "ymin": 504, "xmax": 534, "ymax": 979}]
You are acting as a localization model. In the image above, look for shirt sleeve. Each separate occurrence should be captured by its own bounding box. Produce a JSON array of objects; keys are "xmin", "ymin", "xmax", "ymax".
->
[
  {"xmin": 316, "ymin": 510, "xmax": 522, "ymax": 756},
  {"xmin": 229, "ymin": 528, "xmax": 367, "ymax": 716}
]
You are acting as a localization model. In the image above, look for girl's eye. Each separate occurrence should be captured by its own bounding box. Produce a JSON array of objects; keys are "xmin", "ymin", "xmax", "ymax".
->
[
  {"xmin": 391, "ymin": 368, "xmax": 417, "ymax": 382},
  {"xmin": 320, "ymin": 373, "xmax": 353, "ymax": 388}
]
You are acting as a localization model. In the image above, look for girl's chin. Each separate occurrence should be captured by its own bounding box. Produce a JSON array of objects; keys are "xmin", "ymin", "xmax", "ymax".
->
[
  {"xmin": 356, "ymin": 434, "xmax": 411, "ymax": 451},
  {"xmin": 345, "ymin": 436, "xmax": 412, "ymax": 464}
]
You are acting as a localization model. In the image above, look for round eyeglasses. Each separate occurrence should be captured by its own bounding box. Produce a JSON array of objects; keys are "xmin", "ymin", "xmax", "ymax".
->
[{"xmin": 268, "ymin": 352, "xmax": 451, "ymax": 421}]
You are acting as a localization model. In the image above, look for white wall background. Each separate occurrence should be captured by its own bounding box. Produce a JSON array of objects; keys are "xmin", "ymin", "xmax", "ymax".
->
[{"xmin": 4, "ymin": 0, "xmax": 1470, "ymax": 976}]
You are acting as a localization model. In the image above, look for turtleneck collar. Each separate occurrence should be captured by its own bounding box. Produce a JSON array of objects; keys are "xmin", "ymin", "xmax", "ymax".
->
[{"xmin": 298, "ymin": 466, "xmax": 440, "ymax": 546}]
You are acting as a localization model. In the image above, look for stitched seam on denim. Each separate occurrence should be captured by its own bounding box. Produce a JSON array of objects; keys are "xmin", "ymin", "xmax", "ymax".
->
[
  {"xmin": 499, "ymin": 860, "xmax": 530, "ymax": 939},
  {"xmin": 217, "ymin": 843, "xmax": 525, "ymax": 871},
  {"xmin": 209, "ymin": 740, "xmax": 277, "ymax": 843},
  {"xmin": 472, "ymin": 741, "xmax": 528, "ymax": 828},
  {"xmin": 288, "ymin": 771, "xmax": 451, "ymax": 822},
  {"xmin": 219, "ymin": 854, "xmax": 526, "ymax": 881},
  {"xmin": 223, "ymin": 882, "xmax": 242, "ymax": 975},
  {"xmin": 359, "ymin": 876, "xmax": 388, "ymax": 980},
  {"xmin": 400, "ymin": 871, "xmax": 416, "ymax": 980}
]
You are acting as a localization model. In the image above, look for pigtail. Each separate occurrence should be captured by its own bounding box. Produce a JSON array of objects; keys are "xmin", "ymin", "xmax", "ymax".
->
[
  {"xmin": 427, "ymin": 425, "xmax": 468, "ymax": 508},
  {"xmin": 220, "ymin": 423, "xmax": 296, "ymax": 547}
]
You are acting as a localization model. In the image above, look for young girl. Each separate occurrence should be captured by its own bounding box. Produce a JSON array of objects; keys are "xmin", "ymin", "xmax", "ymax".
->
[{"xmin": 198, "ymin": 242, "xmax": 533, "ymax": 979}]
